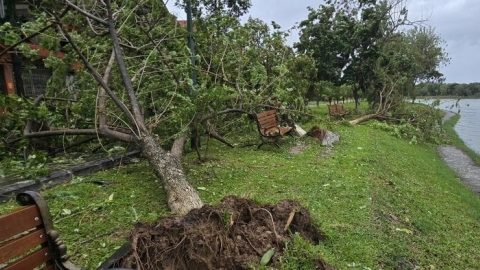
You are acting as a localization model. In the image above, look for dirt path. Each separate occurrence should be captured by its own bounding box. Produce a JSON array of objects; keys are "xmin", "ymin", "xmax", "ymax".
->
[
  {"xmin": 438, "ymin": 111, "xmax": 480, "ymax": 195},
  {"xmin": 438, "ymin": 146, "xmax": 480, "ymax": 195}
]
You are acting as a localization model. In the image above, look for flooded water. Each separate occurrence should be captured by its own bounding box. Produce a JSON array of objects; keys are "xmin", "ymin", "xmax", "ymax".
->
[{"xmin": 430, "ymin": 99, "xmax": 480, "ymax": 155}]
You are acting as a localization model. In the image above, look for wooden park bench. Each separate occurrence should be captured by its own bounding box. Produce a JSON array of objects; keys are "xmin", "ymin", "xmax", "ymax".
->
[
  {"xmin": 255, "ymin": 110, "xmax": 294, "ymax": 149},
  {"xmin": 327, "ymin": 104, "xmax": 350, "ymax": 118},
  {"xmin": 0, "ymin": 191, "xmax": 131, "ymax": 270}
]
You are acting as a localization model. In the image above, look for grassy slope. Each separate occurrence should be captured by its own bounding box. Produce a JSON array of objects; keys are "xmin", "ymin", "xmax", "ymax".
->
[{"xmin": 1, "ymin": 105, "xmax": 479, "ymax": 269}]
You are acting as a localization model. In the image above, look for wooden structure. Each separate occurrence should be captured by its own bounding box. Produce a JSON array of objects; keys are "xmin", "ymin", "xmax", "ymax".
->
[
  {"xmin": 0, "ymin": 191, "xmax": 131, "ymax": 270},
  {"xmin": 0, "ymin": 45, "xmax": 16, "ymax": 95},
  {"xmin": 255, "ymin": 110, "xmax": 294, "ymax": 149},
  {"xmin": 327, "ymin": 104, "xmax": 350, "ymax": 118}
]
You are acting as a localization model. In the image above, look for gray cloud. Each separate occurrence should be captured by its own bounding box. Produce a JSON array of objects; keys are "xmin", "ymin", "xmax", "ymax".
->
[{"xmin": 409, "ymin": 0, "xmax": 480, "ymax": 83}]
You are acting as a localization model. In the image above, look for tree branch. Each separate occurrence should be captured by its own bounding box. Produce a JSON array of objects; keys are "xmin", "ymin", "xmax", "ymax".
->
[
  {"xmin": 97, "ymin": 50, "xmax": 116, "ymax": 129},
  {"xmin": 199, "ymin": 108, "xmax": 252, "ymax": 123},
  {"xmin": 0, "ymin": 6, "xmax": 70, "ymax": 57},
  {"xmin": 140, "ymin": 28, "xmax": 183, "ymax": 86},
  {"xmin": 171, "ymin": 131, "xmax": 189, "ymax": 159},
  {"xmin": 24, "ymin": 128, "xmax": 134, "ymax": 142},
  {"xmin": 53, "ymin": 16, "xmax": 138, "ymax": 133},
  {"xmin": 63, "ymin": 0, "xmax": 108, "ymax": 26},
  {"xmin": 22, "ymin": 94, "xmax": 135, "ymax": 142},
  {"xmin": 0, "ymin": 23, "xmax": 55, "ymax": 57},
  {"xmin": 105, "ymin": 0, "xmax": 146, "ymax": 133}
]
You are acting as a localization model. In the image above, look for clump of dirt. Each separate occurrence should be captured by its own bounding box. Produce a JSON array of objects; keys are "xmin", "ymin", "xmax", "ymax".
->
[
  {"xmin": 116, "ymin": 196, "xmax": 328, "ymax": 270},
  {"xmin": 307, "ymin": 126, "xmax": 327, "ymax": 141}
]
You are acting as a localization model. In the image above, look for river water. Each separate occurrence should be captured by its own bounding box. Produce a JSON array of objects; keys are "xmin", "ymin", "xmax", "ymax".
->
[{"xmin": 424, "ymin": 99, "xmax": 480, "ymax": 155}]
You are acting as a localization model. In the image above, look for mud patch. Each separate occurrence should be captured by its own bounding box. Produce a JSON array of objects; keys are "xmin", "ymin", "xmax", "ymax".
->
[
  {"xmin": 289, "ymin": 141, "xmax": 306, "ymax": 155},
  {"xmin": 117, "ymin": 196, "xmax": 328, "ymax": 270}
]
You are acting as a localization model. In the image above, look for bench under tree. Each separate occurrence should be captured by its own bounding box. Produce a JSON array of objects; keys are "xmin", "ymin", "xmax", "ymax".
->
[{"xmin": 255, "ymin": 110, "xmax": 295, "ymax": 149}]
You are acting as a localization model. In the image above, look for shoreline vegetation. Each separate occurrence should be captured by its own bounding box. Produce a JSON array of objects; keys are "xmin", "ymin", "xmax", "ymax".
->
[{"xmin": 1, "ymin": 105, "xmax": 479, "ymax": 269}]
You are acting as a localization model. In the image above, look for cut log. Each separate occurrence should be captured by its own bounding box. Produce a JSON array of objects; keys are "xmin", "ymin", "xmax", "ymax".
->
[{"xmin": 294, "ymin": 124, "xmax": 307, "ymax": 137}]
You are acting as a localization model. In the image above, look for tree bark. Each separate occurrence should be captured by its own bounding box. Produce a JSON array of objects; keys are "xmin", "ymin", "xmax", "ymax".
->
[
  {"xmin": 138, "ymin": 133, "xmax": 203, "ymax": 215},
  {"xmin": 349, "ymin": 113, "xmax": 377, "ymax": 125}
]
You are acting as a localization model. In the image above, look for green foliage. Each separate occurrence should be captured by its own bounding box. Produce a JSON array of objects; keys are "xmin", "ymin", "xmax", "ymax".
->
[
  {"xmin": 2, "ymin": 0, "xmax": 314, "ymax": 159},
  {"xmin": 370, "ymin": 103, "xmax": 445, "ymax": 144},
  {"xmin": 194, "ymin": 14, "xmax": 308, "ymax": 113},
  {"xmin": 2, "ymin": 150, "xmax": 52, "ymax": 178},
  {"xmin": 0, "ymin": 22, "xmax": 21, "ymax": 44},
  {"xmin": 0, "ymin": 95, "xmax": 32, "ymax": 157}
]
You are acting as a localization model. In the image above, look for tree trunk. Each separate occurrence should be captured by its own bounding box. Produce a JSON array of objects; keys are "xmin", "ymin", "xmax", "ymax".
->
[
  {"xmin": 139, "ymin": 133, "xmax": 203, "ymax": 215},
  {"xmin": 353, "ymin": 88, "xmax": 360, "ymax": 112},
  {"xmin": 349, "ymin": 113, "xmax": 377, "ymax": 125}
]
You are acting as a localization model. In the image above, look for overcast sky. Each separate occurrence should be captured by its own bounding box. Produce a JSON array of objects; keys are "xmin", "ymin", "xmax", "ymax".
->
[{"xmin": 166, "ymin": 0, "xmax": 480, "ymax": 83}]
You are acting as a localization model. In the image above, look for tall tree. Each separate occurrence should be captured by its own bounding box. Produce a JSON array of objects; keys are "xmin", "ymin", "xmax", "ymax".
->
[{"xmin": 295, "ymin": 0, "xmax": 448, "ymax": 116}]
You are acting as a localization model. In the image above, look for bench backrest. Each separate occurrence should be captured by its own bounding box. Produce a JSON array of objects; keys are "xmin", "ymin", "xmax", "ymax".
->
[
  {"xmin": 0, "ymin": 191, "xmax": 57, "ymax": 270},
  {"xmin": 328, "ymin": 104, "xmax": 348, "ymax": 117},
  {"xmin": 256, "ymin": 110, "xmax": 280, "ymax": 136}
]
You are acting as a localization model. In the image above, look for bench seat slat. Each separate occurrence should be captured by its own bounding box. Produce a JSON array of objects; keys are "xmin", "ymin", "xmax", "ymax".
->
[
  {"xmin": 0, "ymin": 228, "xmax": 48, "ymax": 262},
  {"xmin": 3, "ymin": 246, "xmax": 52, "ymax": 270},
  {"xmin": 0, "ymin": 205, "xmax": 43, "ymax": 242}
]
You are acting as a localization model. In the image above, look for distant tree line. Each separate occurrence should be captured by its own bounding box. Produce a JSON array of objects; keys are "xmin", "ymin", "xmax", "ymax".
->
[{"xmin": 415, "ymin": 82, "xmax": 480, "ymax": 97}]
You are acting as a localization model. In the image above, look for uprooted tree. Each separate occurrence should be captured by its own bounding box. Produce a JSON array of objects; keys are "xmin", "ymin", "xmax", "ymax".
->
[
  {"xmin": 19, "ymin": 0, "xmax": 205, "ymax": 215},
  {"xmin": 0, "ymin": 0, "xmax": 313, "ymax": 214}
]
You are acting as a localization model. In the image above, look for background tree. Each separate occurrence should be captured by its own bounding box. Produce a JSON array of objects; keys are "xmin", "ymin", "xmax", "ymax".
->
[
  {"xmin": 295, "ymin": 0, "xmax": 448, "ymax": 119},
  {"xmin": 173, "ymin": 0, "xmax": 311, "ymax": 147},
  {"xmin": 405, "ymin": 26, "xmax": 450, "ymax": 101}
]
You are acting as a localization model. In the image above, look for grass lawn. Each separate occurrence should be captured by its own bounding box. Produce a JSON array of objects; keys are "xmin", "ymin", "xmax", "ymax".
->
[{"xmin": 1, "ymin": 104, "xmax": 479, "ymax": 269}]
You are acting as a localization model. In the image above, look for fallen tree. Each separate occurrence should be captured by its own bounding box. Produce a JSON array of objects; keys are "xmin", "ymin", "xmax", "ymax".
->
[{"xmin": 15, "ymin": 1, "xmax": 204, "ymax": 215}]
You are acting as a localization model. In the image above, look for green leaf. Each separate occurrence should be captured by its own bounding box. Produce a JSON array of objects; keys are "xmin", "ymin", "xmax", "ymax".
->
[
  {"xmin": 395, "ymin": 228, "xmax": 413, "ymax": 234},
  {"xmin": 260, "ymin": 248, "xmax": 275, "ymax": 266}
]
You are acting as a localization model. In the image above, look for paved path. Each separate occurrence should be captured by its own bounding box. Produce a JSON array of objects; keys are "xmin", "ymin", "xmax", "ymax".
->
[
  {"xmin": 438, "ymin": 111, "xmax": 480, "ymax": 195},
  {"xmin": 438, "ymin": 146, "xmax": 480, "ymax": 195}
]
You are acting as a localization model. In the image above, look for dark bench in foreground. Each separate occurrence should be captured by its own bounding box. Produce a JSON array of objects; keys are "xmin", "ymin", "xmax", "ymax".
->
[{"xmin": 0, "ymin": 191, "xmax": 131, "ymax": 270}]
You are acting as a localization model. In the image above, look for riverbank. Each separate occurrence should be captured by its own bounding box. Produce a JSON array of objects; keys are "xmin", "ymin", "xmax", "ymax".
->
[{"xmin": 438, "ymin": 110, "xmax": 480, "ymax": 195}]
